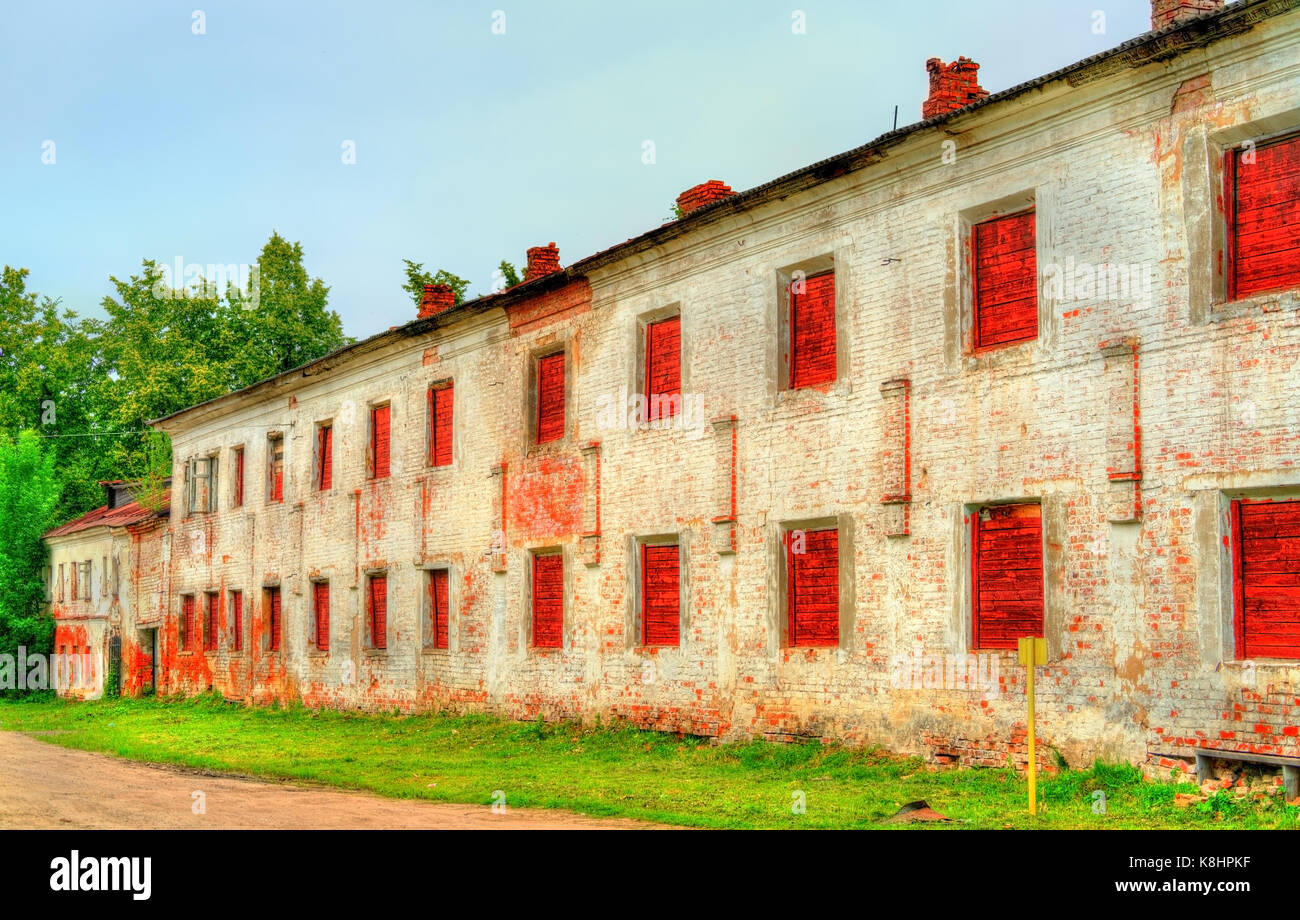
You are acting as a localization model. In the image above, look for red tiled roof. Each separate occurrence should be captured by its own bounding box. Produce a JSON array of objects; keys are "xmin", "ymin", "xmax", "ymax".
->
[{"xmin": 44, "ymin": 496, "xmax": 169, "ymax": 538}]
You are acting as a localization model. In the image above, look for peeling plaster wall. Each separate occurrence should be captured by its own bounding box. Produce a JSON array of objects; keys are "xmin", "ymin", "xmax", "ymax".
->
[
  {"xmin": 156, "ymin": 10, "xmax": 1300, "ymax": 770},
  {"xmin": 47, "ymin": 520, "xmax": 165, "ymax": 698}
]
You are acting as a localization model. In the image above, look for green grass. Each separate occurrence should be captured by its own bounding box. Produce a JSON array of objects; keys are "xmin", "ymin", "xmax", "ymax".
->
[{"xmin": 1, "ymin": 695, "xmax": 1296, "ymax": 829}]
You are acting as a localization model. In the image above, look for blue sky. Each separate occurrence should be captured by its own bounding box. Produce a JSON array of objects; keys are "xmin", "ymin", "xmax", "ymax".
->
[{"xmin": 2, "ymin": 0, "xmax": 1157, "ymax": 339}]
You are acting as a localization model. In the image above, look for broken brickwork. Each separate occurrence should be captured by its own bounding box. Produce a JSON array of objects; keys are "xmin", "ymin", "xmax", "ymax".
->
[{"xmin": 126, "ymin": 1, "xmax": 1300, "ymax": 775}]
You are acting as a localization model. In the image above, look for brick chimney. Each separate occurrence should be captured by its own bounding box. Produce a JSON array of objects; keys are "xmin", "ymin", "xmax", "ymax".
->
[
  {"xmin": 676, "ymin": 180, "xmax": 735, "ymax": 216},
  {"xmin": 922, "ymin": 57, "xmax": 989, "ymax": 120},
  {"xmin": 418, "ymin": 283, "xmax": 455, "ymax": 319},
  {"xmin": 1150, "ymin": 0, "xmax": 1223, "ymax": 29},
  {"xmin": 524, "ymin": 242, "xmax": 561, "ymax": 282}
]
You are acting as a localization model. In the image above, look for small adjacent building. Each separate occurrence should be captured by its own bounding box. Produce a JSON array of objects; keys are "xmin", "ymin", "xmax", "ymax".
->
[{"xmin": 43, "ymin": 480, "xmax": 170, "ymax": 697}]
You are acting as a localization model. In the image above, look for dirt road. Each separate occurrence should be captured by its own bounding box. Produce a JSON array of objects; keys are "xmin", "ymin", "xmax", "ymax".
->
[{"xmin": 0, "ymin": 732, "xmax": 665, "ymax": 829}]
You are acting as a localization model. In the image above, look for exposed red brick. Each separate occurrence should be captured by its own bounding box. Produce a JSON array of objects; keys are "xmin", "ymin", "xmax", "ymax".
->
[
  {"xmin": 676, "ymin": 180, "xmax": 735, "ymax": 215},
  {"xmin": 524, "ymin": 242, "xmax": 561, "ymax": 282},
  {"xmin": 923, "ymin": 57, "xmax": 988, "ymax": 120},
  {"xmin": 505, "ymin": 279, "xmax": 592, "ymax": 335},
  {"xmin": 418, "ymin": 283, "xmax": 456, "ymax": 319},
  {"xmin": 1151, "ymin": 0, "xmax": 1223, "ymax": 30}
]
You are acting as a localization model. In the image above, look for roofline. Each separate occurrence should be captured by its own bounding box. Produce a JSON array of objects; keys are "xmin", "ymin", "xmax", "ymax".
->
[
  {"xmin": 149, "ymin": 267, "xmax": 577, "ymax": 428},
  {"xmin": 43, "ymin": 507, "xmax": 169, "ymax": 540},
  {"xmin": 150, "ymin": 0, "xmax": 1293, "ymax": 430}
]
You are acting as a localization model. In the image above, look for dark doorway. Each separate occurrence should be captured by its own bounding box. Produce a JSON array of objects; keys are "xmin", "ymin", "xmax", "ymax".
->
[
  {"xmin": 138, "ymin": 628, "xmax": 156, "ymax": 694},
  {"xmin": 107, "ymin": 634, "xmax": 121, "ymax": 697}
]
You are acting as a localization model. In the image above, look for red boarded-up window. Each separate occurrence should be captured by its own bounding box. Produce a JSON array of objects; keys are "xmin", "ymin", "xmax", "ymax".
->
[
  {"xmin": 370, "ymin": 405, "xmax": 391, "ymax": 479},
  {"xmin": 313, "ymin": 581, "xmax": 330, "ymax": 652},
  {"xmin": 645, "ymin": 316, "xmax": 681, "ymax": 421},
  {"xmin": 972, "ymin": 503, "xmax": 1043, "ymax": 650},
  {"xmin": 316, "ymin": 425, "xmax": 333, "ymax": 491},
  {"xmin": 180, "ymin": 595, "xmax": 195, "ymax": 651},
  {"xmin": 641, "ymin": 543, "xmax": 680, "ymax": 646},
  {"xmin": 973, "ymin": 210, "xmax": 1037, "ymax": 350},
  {"xmin": 204, "ymin": 593, "xmax": 218, "ymax": 651},
  {"xmin": 786, "ymin": 528, "xmax": 839, "ymax": 647},
  {"xmin": 368, "ymin": 575, "xmax": 387, "ymax": 649},
  {"xmin": 536, "ymin": 353, "xmax": 565, "ymax": 444},
  {"xmin": 268, "ymin": 436, "xmax": 284, "ymax": 503},
  {"xmin": 230, "ymin": 591, "xmax": 243, "ymax": 652},
  {"xmin": 1232, "ymin": 499, "xmax": 1300, "ymax": 660},
  {"xmin": 428, "ymin": 569, "xmax": 450, "ymax": 650},
  {"xmin": 233, "ymin": 447, "xmax": 245, "ymax": 507},
  {"xmin": 789, "ymin": 271, "xmax": 837, "ymax": 388},
  {"xmin": 267, "ymin": 586, "xmax": 282, "ymax": 652},
  {"xmin": 1228, "ymin": 134, "xmax": 1300, "ymax": 301},
  {"xmin": 429, "ymin": 383, "xmax": 453, "ymax": 467},
  {"xmin": 532, "ymin": 553, "xmax": 563, "ymax": 648}
]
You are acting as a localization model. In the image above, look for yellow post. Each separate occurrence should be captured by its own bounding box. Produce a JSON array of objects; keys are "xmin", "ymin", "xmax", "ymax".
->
[
  {"xmin": 1018, "ymin": 637, "xmax": 1046, "ymax": 816},
  {"xmin": 1026, "ymin": 657, "xmax": 1036, "ymax": 815}
]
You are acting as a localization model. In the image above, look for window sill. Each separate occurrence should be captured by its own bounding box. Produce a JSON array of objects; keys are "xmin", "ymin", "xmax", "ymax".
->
[
  {"xmin": 421, "ymin": 646, "xmax": 451, "ymax": 656},
  {"xmin": 776, "ymin": 377, "xmax": 848, "ymax": 400},
  {"xmin": 964, "ymin": 334, "xmax": 1039, "ymax": 366},
  {"xmin": 629, "ymin": 413, "xmax": 682, "ymax": 429},
  {"xmin": 972, "ymin": 335, "xmax": 1037, "ymax": 355},
  {"xmin": 364, "ymin": 647, "xmax": 388, "ymax": 658},
  {"xmin": 307, "ymin": 650, "xmax": 330, "ymax": 660},
  {"xmin": 780, "ymin": 645, "xmax": 842, "ymax": 661},
  {"xmin": 633, "ymin": 644, "xmax": 681, "ymax": 653},
  {"xmin": 1209, "ymin": 288, "xmax": 1298, "ymax": 323},
  {"xmin": 527, "ymin": 438, "xmax": 572, "ymax": 459}
]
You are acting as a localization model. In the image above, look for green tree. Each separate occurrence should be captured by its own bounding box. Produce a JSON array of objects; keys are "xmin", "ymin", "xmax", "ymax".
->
[
  {"xmin": 134, "ymin": 431, "xmax": 172, "ymax": 514},
  {"xmin": 81, "ymin": 232, "xmax": 351, "ymax": 502},
  {"xmin": 86, "ymin": 259, "xmax": 232, "ymax": 490},
  {"xmin": 0, "ymin": 431, "xmax": 60, "ymax": 677},
  {"xmin": 0, "ymin": 266, "xmax": 110, "ymax": 519},
  {"xmin": 229, "ymin": 232, "xmax": 350, "ymax": 379},
  {"xmin": 0, "ymin": 232, "xmax": 350, "ymax": 526},
  {"xmin": 402, "ymin": 260, "xmax": 470, "ymax": 307},
  {"xmin": 497, "ymin": 260, "xmax": 523, "ymax": 289}
]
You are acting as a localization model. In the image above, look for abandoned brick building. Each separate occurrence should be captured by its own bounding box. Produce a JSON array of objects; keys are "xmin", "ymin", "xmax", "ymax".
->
[
  {"xmin": 65, "ymin": 0, "xmax": 1300, "ymax": 775},
  {"xmin": 44, "ymin": 480, "xmax": 170, "ymax": 697}
]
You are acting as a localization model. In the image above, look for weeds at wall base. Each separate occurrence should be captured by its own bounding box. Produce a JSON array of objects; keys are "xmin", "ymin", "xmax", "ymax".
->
[{"xmin": 3, "ymin": 697, "xmax": 1297, "ymax": 828}]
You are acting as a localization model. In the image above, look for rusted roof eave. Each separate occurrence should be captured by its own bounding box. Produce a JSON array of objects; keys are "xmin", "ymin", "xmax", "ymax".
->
[{"xmin": 44, "ymin": 505, "xmax": 169, "ymax": 539}]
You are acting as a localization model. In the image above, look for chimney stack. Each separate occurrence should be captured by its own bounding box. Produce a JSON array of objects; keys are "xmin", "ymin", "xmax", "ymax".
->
[
  {"xmin": 1150, "ymin": 0, "xmax": 1223, "ymax": 30},
  {"xmin": 676, "ymin": 180, "xmax": 736, "ymax": 216},
  {"xmin": 418, "ymin": 283, "xmax": 456, "ymax": 319},
  {"xmin": 524, "ymin": 242, "xmax": 561, "ymax": 282},
  {"xmin": 922, "ymin": 57, "xmax": 989, "ymax": 120}
]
